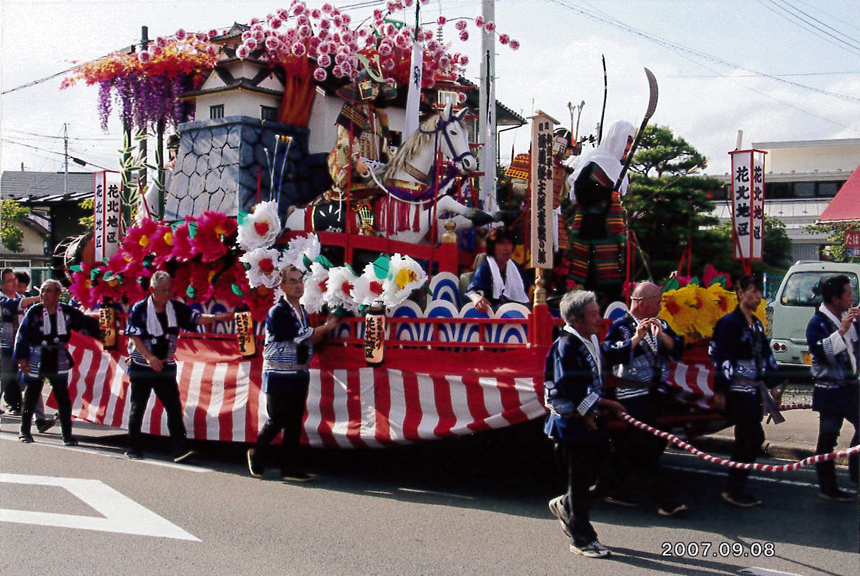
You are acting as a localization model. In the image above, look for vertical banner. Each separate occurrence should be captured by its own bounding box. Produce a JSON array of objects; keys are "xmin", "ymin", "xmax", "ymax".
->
[
  {"xmin": 729, "ymin": 149, "xmax": 767, "ymax": 262},
  {"xmin": 93, "ymin": 171, "xmax": 122, "ymax": 263},
  {"xmin": 751, "ymin": 151, "xmax": 766, "ymax": 260},
  {"xmin": 529, "ymin": 111, "xmax": 558, "ymax": 269},
  {"xmin": 403, "ymin": 40, "xmax": 423, "ymax": 142}
]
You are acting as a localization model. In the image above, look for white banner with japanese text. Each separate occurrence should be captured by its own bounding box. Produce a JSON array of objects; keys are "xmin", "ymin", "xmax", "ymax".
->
[
  {"xmin": 529, "ymin": 112, "xmax": 556, "ymax": 269},
  {"xmin": 729, "ymin": 150, "xmax": 767, "ymax": 261},
  {"xmin": 93, "ymin": 171, "xmax": 122, "ymax": 262}
]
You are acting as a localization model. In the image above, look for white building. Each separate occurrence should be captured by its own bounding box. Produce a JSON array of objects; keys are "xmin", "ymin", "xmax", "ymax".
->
[{"xmin": 712, "ymin": 138, "xmax": 860, "ymax": 262}]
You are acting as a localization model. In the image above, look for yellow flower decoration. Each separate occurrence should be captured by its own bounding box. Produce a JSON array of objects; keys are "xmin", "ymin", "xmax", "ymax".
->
[{"xmin": 395, "ymin": 268, "xmax": 417, "ymax": 290}]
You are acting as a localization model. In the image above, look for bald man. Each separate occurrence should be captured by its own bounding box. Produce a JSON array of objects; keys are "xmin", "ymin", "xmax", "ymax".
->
[{"xmin": 601, "ymin": 281, "xmax": 687, "ymax": 516}]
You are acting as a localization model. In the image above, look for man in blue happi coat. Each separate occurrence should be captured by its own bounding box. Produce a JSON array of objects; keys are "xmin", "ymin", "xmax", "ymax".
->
[
  {"xmin": 602, "ymin": 281, "xmax": 687, "ymax": 516},
  {"xmin": 805, "ymin": 274, "xmax": 859, "ymax": 502},
  {"xmin": 544, "ymin": 289, "xmax": 626, "ymax": 559}
]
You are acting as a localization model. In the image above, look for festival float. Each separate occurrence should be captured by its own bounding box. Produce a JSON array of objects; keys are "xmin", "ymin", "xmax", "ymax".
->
[{"xmin": 55, "ymin": 2, "xmax": 731, "ymax": 448}]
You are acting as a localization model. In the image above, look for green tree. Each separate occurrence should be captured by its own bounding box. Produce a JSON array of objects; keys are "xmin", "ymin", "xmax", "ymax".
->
[
  {"xmin": 0, "ymin": 199, "xmax": 30, "ymax": 253},
  {"xmin": 806, "ymin": 222, "xmax": 860, "ymax": 262},
  {"xmin": 79, "ymin": 198, "xmax": 95, "ymax": 229},
  {"xmin": 623, "ymin": 125, "xmax": 792, "ymax": 282}
]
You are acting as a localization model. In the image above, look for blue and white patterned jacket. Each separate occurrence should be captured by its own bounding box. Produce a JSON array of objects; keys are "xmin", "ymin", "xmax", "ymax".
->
[
  {"xmin": 806, "ymin": 306, "xmax": 859, "ymax": 411},
  {"xmin": 602, "ymin": 313, "xmax": 684, "ymax": 400},
  {"xmin": 0, "ymin": 294, "xmax": 23, "ymax": 353},
  {"xmin": 544, "ymin": 326, "xmax": 606, "ymax": 441},
  {"xmin": 709, "ymin": 306, "xmax": 779, "ymax": 395},
  {"xmin": 13, "ymin": 303, "xmax": 99, "ymax": 376},
  {"xmin": 126, "ymin": 298, "xmax": 200, "ymax": 367},
  {"xmin": 262, "ymin": 297, "xmax": 314, "ymax": 392}
]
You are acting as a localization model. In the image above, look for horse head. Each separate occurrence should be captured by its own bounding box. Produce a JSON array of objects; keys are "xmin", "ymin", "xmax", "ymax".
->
[{"xmin": 439, "ymin": 102, "xmax": 476, "ymax": 174}]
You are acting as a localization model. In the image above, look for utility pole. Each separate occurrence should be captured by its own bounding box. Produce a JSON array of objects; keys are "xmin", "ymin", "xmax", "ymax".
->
[
  {"xmin": 478, "ymin": 0, "xmax": 496, "ymax": 212},
  {"xmin": 64, "ymin": 123, "xmax": 69, "ymax": 196}
]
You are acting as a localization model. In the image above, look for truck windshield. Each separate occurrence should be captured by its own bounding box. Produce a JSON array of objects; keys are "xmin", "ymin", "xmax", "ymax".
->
[{"xmin": 779, "ymin": 272, "xmax": 860, "ymax": 307}]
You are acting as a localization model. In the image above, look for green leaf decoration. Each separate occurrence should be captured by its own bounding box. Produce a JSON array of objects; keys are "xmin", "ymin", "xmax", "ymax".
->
[
  {"xmin": 371, "ymin": 255, "xmax": 390, "ymax": 279},
  {"xmin": 712, "ymin": 275, "xmax": 728, "ymax": 288},
  {"xmin": 90, "ymin": 269, "xmax": 100, "ymax": 281},
  {"xmin": 314, "ymin": 254, "xmax": 334, "ymax": 269},
  {"xmin": 237, "ymin": 211, "xmax": 248, "ymax": 226},
  {"xmin": 243, "ymin": 262, "xmax": 252, "ymax": 270},
  {"xmin": 423, "ymin": 283, "xmax": 432, "ymax": 295},
  {"xmin": 688, "ymin": 276, "xmax": 700, "ymax": 287},
  {"xmin": 302, "ymin": 254, "xmax": 313, "ymax": 270},
  {"xmin": 187, "ymin": 221, "xmax": 198, "ymax": 238},
  {"xmin": 69, "ymin": 265, "xmax": 83, "ymax": 273},
  {"xmin": 231, "ymin": 284, "xmax": 245, "ymax": 296},
  {"xmin": 663, "ymin": 277, "xmax": 680, "ymax": 292},
  {"xmin": 186, "ymin": 285, "xmax": 196, "ymax": 298}
]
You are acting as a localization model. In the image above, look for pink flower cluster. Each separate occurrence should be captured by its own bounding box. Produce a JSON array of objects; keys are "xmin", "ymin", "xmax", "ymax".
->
[
  {"xmin": 439, "ymin": 17, "xmax": 520, "ymax": 51},
  {"xmin": 232, "ymin": 1, "xmax": 467, "ymax": 88}
]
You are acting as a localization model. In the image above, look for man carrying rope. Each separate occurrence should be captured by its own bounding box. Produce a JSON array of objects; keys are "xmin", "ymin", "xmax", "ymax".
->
[
  {"xmin": 805, "ymin": 274, "xmax": 859, "ymax": 502},
  {"xmin": 544, "ymin": 290, "xmax": 626, "ymax": 559},
  {"xmin": 602, "ymin": 281, "xmax": 687, "ymax": 516}
]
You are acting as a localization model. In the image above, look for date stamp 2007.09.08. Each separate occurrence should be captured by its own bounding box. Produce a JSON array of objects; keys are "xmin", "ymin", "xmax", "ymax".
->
[{"xmin": 662, "ymin": 542, "xmax": 776, "ymax": 558}]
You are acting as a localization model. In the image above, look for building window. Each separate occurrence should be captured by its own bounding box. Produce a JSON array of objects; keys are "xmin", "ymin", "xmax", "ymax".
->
[
  {"xmin": 261, "ymin": 106, "xmax": 278, "ymax": 121},
  {"xmin": 817, "ymin": 181, "xmax": 839, "ymax": 198},
  {"xmin": 210, "ymin": 105, "xmax": 224, "ymax": 119}
]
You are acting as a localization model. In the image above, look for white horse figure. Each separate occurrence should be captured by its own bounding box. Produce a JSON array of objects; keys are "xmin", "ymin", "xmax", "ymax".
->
[{"xmin": 286, "ymin": 103, "xmax": 493, "ymax": 244}]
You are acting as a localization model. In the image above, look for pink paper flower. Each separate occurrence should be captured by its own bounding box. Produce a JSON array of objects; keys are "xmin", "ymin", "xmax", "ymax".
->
[
  {"xmin": 457, "ymin": 92, "xmax": 467, "ymax": 104},
  {"xmin": 249, "ymin": 17, "xmax": 260, "ymax": 25},
  {"xmin": 332, "ymin": 65, "xmax": 343, "ymax": 77},
  {"xmin": 475, "ymin": 16, "xmax": 485, "ymax": 27},
  {"xmin": 277, "ymin": 8, "xmax": 289, "ymax": 20},
  {"xmin": 499, "ymin": 34, "xmax": 509, "ymax": 45},
  {"xmin": 156, "ymin": 36, "xmax": 167, "ymax": 48},
  {"xmin": 484, "ymin": 21, "xmax": 496, "ymax": 32},
  {"xmin": 208, "ymin": 29, "xmax": 219, "ymax": 38},
  {"xmin": 459, "ymin": 31, "xmax": 469, "ymax": 42},
  {"xmin": 292, "ymin": 42, "xmax": 306, "ymax": 57},
  {"xmin": 439, "ymin": 56, "xmax": 451, "ymax": 69},
  {"xmin": 299, "ymin": 25, "xmax": 312, "ymax": 38},
  {"xmin": 342, "ymin": 14, "xmax": 351, "ymax": 25},
  {"xmin": 335, "ymin": 52, "xmax": 347, "ymax": 65},
  {"xmin": 460, "ymin": 55, "xmax": 469, "ymax": 66},
  {"xmin": 322, "ymin": 3, "xmax": 334, "ymax": 14},
  {"xmin": 175, "ymin": 28, "xmax": 187, "ymax": 40},
  {"xmin": 236, "ymin": 45, "xmax": 250, "ymax": 59},
  {"xmin": 424, "ymin": 29, "xmax": 434, "ymax": 41},
  {"xmin": 420, "ymin": 0, "xmax": 429, "ymax": 4},
  {"xmin": 510, "ymin": 39, "xmax": 520, "ymax": 50},
  {"xmin": 382, "ymin": 58, "xmax": 395, "ymax": 71},
  {"xmin": 270, "ymin": 18, "xmax": 282, "ymax": 29},
  {"xmin": 379, "ymin": 43, "xmax": 392, "ymax": 56},
  {"xmin": 455, "ymin": 20, "xmax": 467, "ymax": 31},
  {"xmin": 373, "ymin": 9, "xmax": 383, "ymax": 21},
  {"xmin": 314, "ymin": 67, "xmax": 327, "ymax": 81},
  {"xmin": 138, "ymin": 50, "xmax": 152, "ymax": 64},
  {"xmin": 320, "ymin": 19, "xmax": 330, "ymax": 30},
  {"xmin": 311, "ymin": 9, "xmax": 321, "ymax": 19}
]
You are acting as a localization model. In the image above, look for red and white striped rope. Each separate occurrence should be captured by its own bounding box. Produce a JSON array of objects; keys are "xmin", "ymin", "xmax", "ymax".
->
[
  {"xmin": 778, "ymin": 403, "xmax": 812, "ymax": 411},
  {"xmin": 621, "ymin": 413, "xmax": 859, "ymax": 473}
]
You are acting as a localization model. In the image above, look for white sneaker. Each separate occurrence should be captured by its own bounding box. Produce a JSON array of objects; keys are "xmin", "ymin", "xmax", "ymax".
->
[{"xmin": 570, "ymin": 539, "xmax": 611, "ymax": 558}]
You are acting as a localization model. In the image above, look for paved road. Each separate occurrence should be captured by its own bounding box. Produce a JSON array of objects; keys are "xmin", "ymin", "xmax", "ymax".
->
[{"xmin": 0, "ymin": 417, "xmax": 857, "ymax": 576}]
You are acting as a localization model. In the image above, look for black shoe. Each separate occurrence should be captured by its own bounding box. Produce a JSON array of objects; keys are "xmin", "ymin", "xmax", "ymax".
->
[
  {"xmin": 18, "ymin": 432, "xmax": 34, "ymax": 443},
  {"xmin": 721, "ymin": 491, "xmax": 761, "ymax": 507},
  {"xmin": 282, "ymin": 470, "xmax": 315, "ymax": 482},
  {"xmin": 658, "ymin": 502, "xmax": 689, "ymax": 517},
  {"xmin": 8, "ymin": 408, "xmax": 21, "ymax": 416},
  {"xmin": 124, "ymin": 450, "xmax": 144, "ymax": 460},
  {"xmin": 63, "ymin": 436, "xmax": 79, "ymax": 447},
  {"xmin": 36, "ymin": 416, "xmax": 58, "ymax": 434},
  {"xmin": 604, "ymin": 493, "xmax": 642, "ymax": 507},
  {"xmin": 247, "ymin": 448, "xmax": 263, "ymax": 478},
  {"xmin": 548, "ymin": 495, "xmax": 572, "ymax": 537},
  {"xmin": 569, "ymin": 539, "xmax": 611, "ymax": 558},
  {"xmin": 819, "ymin": 488, "xmax": 854, "ymax": 502},
  {"xmin": 173, "ymin": 449, "xmax": 196, "ymax": 464}
]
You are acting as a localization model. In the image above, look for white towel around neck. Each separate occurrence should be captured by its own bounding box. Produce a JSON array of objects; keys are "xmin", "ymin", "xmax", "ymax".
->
[
  {"xmin": 42, "ymin": 305, "xmax": 67, "ymax": 337},
  {"xmin": 487, "ymin": 256, "xmax": 528, "ymax": 304},
  {"xmin": 146, "ymin": 296, "xmax": 177, "ymax": 337}
]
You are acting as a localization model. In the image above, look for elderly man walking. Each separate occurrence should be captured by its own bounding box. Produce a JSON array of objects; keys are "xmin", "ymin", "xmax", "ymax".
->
[{"xmin": 544, "ymin": 289, "xmax": 626, "ymax": 559}]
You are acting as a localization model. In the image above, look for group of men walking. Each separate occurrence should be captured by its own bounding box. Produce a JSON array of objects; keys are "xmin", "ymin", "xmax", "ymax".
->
[{"xmin": 544, "ymin": 276, "xmax": 858, "ymax": 559}]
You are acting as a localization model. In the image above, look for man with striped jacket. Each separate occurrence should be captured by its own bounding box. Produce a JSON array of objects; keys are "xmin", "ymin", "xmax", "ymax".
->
[{"xmin": 805, "ymin": 274, "xmax": 859, "ymax": 502}]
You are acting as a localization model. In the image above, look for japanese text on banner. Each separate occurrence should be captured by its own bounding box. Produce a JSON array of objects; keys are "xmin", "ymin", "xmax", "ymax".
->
[{"xmin": 529, "ymin": 112, "xmax": 556, "ymax": 268}]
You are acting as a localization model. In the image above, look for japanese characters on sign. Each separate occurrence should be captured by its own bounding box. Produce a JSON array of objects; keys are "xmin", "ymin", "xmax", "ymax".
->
[
  {"xmin": 729, "ymin": 149, "xmax": 767, "ymax": 261},
  {"xmin": 845, "ymin": 229, "xmax": 860, "ymax": 249},
  {"xmin": 529, "ymin": 111, "xmax": 557, "ymax": 269},
  {"xmin": 234, "ymin": 311, "xmax": 256, "ymax": 358},
  {"xmin": 93, "ymin": 171, "xmax": 122, "ymax": 262}
]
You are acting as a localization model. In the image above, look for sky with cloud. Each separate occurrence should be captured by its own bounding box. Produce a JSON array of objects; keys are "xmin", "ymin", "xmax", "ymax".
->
[{"xmin": 2, "ymin": 0, "xmax": 858, "ymax": 177}]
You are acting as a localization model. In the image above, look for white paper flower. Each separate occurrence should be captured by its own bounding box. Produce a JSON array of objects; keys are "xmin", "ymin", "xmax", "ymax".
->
[
  {"xmin": 237, "ymin": 200, "xmax": 281, "ymax": 251},
  {"xmin": 382, "ymin": 253, "xmax": 427, "ymax": 309},
  {"xmin": 240, "ymin": 247, "xmax": 281, "ymax": 289},
  {"xmin": 324, "ymin": 266, "xmax": 359, "ymax": 313},
  {"xmin": 280, "ymin": 233, "xmax": 320, "ymax": 273},
  {"xmin": 352, "ymin": 261, "xmax": 388, "ymax": 307},
  {"xmin": 300, "ymin": 261, "xmax": 329, "ymax": 313}
]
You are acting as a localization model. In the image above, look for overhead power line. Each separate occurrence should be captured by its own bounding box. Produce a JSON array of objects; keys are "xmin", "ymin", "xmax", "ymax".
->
[
  {"xmin": 549, "ymin": 0, "xmax": 860, "ymax": 104},
  {"xmin": 758, "ymin": 0, "xmax": 860, "ymax": 57},
  {"xmin": 2, "ymin": 138, "xmax": 112, "ymax": 170}
]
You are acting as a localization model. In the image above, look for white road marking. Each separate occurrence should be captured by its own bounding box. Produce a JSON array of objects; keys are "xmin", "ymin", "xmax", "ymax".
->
[
  {"xmin": 0, "ymin": 473, "xmax": 200, "ymax": 541},
  {"xmin": 0, "ymin": 434, "xmax": 211, "ymax": 473},
  {"xmin": 738, "ymin": 568, "xmax": 805, "ymax": 576},
  {"xmin": 665, "ymin": 463, "xmax": 857, "ymax": 492}
]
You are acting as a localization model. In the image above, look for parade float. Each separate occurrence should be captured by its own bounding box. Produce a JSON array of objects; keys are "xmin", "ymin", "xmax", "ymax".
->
[{"xmin": 54, "ymin": 2, "xmax": 730, "ymax": 448}]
